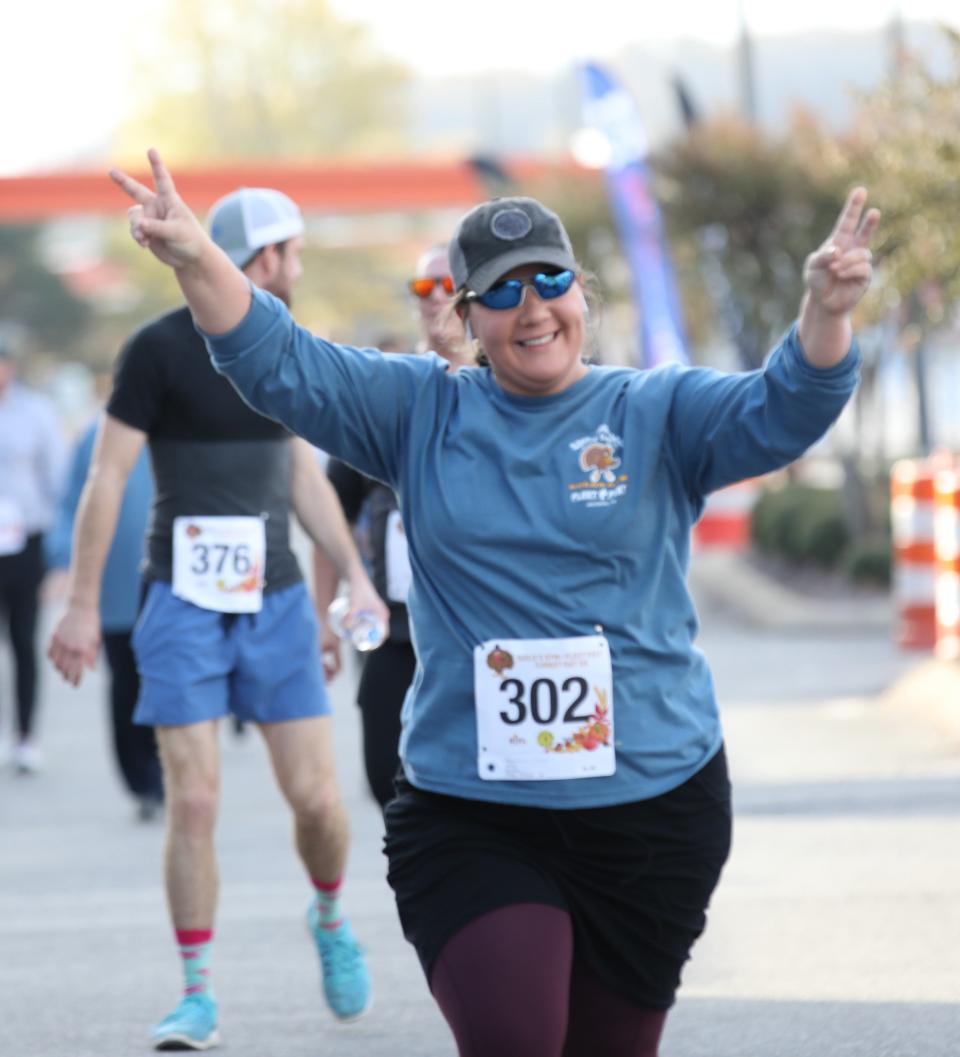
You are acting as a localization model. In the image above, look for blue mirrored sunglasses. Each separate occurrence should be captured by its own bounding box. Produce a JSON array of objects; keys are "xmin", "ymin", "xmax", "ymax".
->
[{"xmin": 464, "ymin": 269, "xmax": 576, "ymax": 310}]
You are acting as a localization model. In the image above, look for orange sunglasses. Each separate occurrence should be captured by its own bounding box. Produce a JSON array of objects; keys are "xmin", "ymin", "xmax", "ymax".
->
[{"xmin": 409, "ymin": 276, "xmax": 455, "ymax": 298}]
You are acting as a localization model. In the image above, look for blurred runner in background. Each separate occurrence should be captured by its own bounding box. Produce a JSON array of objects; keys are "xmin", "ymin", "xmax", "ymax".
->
[
  {"xmin": 46, "ymin": 398, "xmax": 163, "ymax": 820},
  {"xmin": 48, "ymin": 186, "xmax": 386, "ymax": 1051},
  {"xmin": 0, "ymin": 324, "xmax": 67, "ymax": 773},
  {"xmin": 314, "ymin": 245, "xmax": 468, "ymax": 811}
]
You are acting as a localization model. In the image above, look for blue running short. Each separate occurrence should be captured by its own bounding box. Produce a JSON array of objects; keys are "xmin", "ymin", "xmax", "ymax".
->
[{"xmin": 132, "ymin": 580, "xmax": 330, "ymax": 727}]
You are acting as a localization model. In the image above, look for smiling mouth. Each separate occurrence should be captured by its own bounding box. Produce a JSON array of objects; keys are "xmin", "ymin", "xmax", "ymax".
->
[{"xmin": 517, "ymin": 331, "xmax": 559, "ymax": 348}]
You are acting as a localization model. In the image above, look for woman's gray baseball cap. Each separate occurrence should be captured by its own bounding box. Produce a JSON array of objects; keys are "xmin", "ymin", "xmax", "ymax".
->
[
  {"xmin": 208, "ymin": 188, "xmax": 305, "ymax": 269},
  {"xmin": 449, "ymin": 196, "xmax": 577, "ymax": 295}
]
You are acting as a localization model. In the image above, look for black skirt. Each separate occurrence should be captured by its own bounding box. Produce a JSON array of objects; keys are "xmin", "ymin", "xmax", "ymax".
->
[{"xmin": 383, "ymin": 745, "xmax": 732, "ymax": 1010}]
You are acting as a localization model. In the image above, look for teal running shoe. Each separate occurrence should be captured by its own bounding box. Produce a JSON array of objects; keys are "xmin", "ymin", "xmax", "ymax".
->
[
  {"xmin": 151, "ymin": 993, "xmax": 220, "ymax": 1051},
  {"xmin": 307, "ymin": 906, "xmax": 371, "ymax": 1021}
]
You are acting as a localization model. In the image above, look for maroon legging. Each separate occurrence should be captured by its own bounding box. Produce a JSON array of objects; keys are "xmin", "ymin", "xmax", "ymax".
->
[{"xmin": 430, "ymin": 904, "xmax": 668, "ymax": 1057}]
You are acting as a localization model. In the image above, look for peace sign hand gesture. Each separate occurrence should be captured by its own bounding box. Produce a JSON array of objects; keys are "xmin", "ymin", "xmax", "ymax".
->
[
  {"xmin": 109, "ymin": 148, "xmax": 209, "ymax": 270},
  {"xmin": 803, "ymin": 187, "xmax": 881, "ymax": 316}
]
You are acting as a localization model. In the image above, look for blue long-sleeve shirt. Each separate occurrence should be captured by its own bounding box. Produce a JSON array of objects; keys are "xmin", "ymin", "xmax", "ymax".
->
[
  {"xmin": 204, "ymin": 288, "xmax": 859, "ymax": 807},
  {"xmin": 46, "ymin": 417, "xmax": 152, "ymax": 632},
  {"xmin": 0, "ymin": 382, "xmax": 67, "ymax": 534}
]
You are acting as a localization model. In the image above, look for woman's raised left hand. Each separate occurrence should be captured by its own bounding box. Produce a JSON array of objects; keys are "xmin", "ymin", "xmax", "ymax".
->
[{"xmin": 803, "ymin": 187, "xmax": 881, "ymax": 316}]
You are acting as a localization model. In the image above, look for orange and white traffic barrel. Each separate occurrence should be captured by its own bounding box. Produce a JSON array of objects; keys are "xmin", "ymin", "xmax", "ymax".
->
[
  {"xmin": 933, "ymin": 468, "xmax": 960, "ymax": 661},
  {"xmin": 693, "ymin": 479, "xmax": 758, "ymax": 551},
  {"xmin": 891, "ymin": 459, "xmax": 938, "ymax": 650}
]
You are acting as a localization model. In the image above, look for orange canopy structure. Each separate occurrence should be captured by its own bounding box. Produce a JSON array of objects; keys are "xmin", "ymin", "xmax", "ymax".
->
[{"xmin": 0, "ymin": 158, "xmax": 590, "ymax": 221}]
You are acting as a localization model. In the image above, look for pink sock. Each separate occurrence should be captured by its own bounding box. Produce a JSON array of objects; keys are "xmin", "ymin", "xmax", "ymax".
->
[
  {"xmin": 312, "ymin": 877, "xmax": 343, "ymax": 929},
  {"xmin": 176, "ymin": 928, "xmax": 214, "ymax": 997}
]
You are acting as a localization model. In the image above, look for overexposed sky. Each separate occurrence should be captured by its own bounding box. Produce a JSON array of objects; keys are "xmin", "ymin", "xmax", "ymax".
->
[{"xmin": 5, "ymin": 0, "xmax": 957, "ymax": 175}]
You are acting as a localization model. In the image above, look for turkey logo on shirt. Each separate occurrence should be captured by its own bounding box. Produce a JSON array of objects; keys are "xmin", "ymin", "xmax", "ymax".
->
[{"xmin": 567, "ymin": 424, "xmax": 628, "ymax": 509}]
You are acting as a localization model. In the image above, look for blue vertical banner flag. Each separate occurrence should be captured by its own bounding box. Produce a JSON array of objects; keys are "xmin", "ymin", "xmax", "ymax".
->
[{"xmin": 579, "ymin": 63, "xmax": 689, "ymax": 368}]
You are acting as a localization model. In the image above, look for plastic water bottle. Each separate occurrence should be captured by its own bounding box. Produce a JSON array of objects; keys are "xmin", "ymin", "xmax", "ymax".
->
[{"xmin": 326, "ymin": 596, "xmax": 386, "ymax": 652}]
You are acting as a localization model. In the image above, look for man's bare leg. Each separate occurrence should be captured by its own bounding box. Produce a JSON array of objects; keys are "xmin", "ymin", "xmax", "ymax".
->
[
  {"xmin": 259, "ymin": 715, "xmax": 348, "ymax": 883},
  {"xmin": 151, "ymin": 721, "xmax": 222, "ymax": 1048},
  {"xmin": 259, "ymin": 714, "xmax": 369, "ymax": 1020},
  {"xmin": 157, "ymin": 721, "xmax": 221, "ymax": 928}
]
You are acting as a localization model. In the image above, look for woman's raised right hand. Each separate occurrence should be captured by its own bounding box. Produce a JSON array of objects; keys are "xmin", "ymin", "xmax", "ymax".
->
[{"xmin": 109, "ymin": 148, "xmax": 210, "ymax": 270}]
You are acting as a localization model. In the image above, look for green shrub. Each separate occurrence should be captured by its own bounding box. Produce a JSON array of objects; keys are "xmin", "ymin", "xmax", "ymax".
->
[
  {"xmin": 750, "ymin": 485, "xmax": 849, "ymax": 568},
  {"xmin": 844, "ymin": 540, "xmax": 892, "ymax": 587},
  {"xmin": 750, "ymin": 488, "xmax": 788, "ymax": 553},
  {"xmin": 791, "ymin": 492, "xmax": 849, "ymax": 568}
]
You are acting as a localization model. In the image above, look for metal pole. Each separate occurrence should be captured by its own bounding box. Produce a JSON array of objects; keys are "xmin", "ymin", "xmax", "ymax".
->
[
  {"xmin": 888, "ymin": 4, "xmax": 906, "ymax": 76},
  {"xmin": 736, "ymin": 0, "xmax": 757, "ymax": 122}
]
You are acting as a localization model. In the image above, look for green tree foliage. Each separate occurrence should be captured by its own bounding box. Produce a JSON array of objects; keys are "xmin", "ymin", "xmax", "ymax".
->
[
  {"xmin": 114, "ymin": 0, "xmax": 411, "ymax": 163},
  {"xmin": 844, "ymin": 29, "xmax": 960, "ymax": 325},
  {"xmin": 0, "ymin": 226, "xmax": 91, "ymax": 355},
  {"xmin": 838, "ymin": 27, "xmax": 960, "ymax": 457},
  {"xmin": 101, "ymin": 0, "xmax": 418, "ymax": 361},
  {"xmin": 650, "ymin": 28, "xmax": 960, "ymax": 367},
  {"xmin": 652, "ymin": 113, "xmax": 849, "ymax": 369}
]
